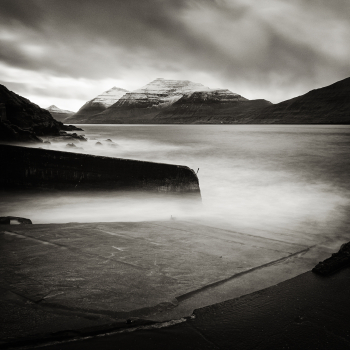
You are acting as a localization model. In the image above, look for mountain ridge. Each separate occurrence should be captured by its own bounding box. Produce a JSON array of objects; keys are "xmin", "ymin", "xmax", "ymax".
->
[
  {"xmin": 68, "ymin": 86, "xmax": 129, "ymax": 123},
  {"xmin": 46, "ymin": 105, "xmax": 75, "ymax": 122},
  {"xmin": 51, "ymin": 76, "xmax": 350, "ymax": 125},
  {"xmin": 67, "ymin": 78, "xmax": 254, "ymax": 124},
  {"xmin": 244, "ymin": 77, "xmax": 350, "ymax": 124}
]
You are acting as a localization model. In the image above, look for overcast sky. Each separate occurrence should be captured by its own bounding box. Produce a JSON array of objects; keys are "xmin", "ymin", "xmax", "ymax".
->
[{"xmin": 0, "ymin": 0, "xmax": 349, "ymax": 111}]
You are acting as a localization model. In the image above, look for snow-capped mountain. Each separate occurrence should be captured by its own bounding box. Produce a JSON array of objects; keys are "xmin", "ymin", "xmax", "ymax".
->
[
  {"xmin": 111, "ymin": 78, "xmax": 213, "ymax": 110},
  {"xmin": 76, "ymin": 78, "xmax": 219, "ymax": 123},
  {"xmin": 46, "ymin": 105, "xmax": 75, "ymax": 122},
  {"xmin": 66, "ymin": 87, "xmax": 129, "ymax": 123},
  {"xmin": 87, "ymin": 86, "xmax": 129, "ymax": 108},
  {"xmin": 65, "ymin": 78, "xmax": 272, "ymax": 124}
]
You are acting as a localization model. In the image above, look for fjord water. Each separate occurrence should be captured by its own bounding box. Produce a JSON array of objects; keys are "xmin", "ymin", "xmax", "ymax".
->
[{"xmin": 2, "ymin": 125, "xmax": 350, "ymax": 237}]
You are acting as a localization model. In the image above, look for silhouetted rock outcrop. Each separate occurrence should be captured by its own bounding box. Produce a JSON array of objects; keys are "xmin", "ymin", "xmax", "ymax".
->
[
  {"xmin": 0, "ymin": 84, "xmax": 63, "ymax": 136},
  {"xmin": 0, "ymin": 120, "xmax": 42, "ymax": 143},
  {"xmin": 313, "ymin": 242, "xmax": 350, "ymax": 275},
  {"xmin": 247, "ymin": 77, "xmax": 350, "ymax": 124},
  {"xmin": 61, "ymin": 124, "xmax": 84, "ymax": 131},
  {"xmin": 0, "ymin": 216, "xmax": 32, "ymax": 225},
  {"xmin": 0, "ymin": 84, "xmax": 87, "ymax": 142}
]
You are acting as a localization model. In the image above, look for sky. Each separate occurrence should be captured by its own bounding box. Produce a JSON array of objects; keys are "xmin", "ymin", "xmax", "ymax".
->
[{"xmin": 0, "ymin": 0, "xmax": 349, "ymax": 111}]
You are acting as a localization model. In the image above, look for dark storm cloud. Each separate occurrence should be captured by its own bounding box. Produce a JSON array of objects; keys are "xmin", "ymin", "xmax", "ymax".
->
[
  {"xmin": 0, "ymin": 0, "xmax": 349, "ymax": 102},
  {"xmin": 0, "ymin": 0, "xmax": 213, "ymax": 78}
]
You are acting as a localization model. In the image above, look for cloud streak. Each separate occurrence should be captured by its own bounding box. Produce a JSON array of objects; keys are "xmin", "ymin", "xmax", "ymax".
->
[{"xmin": 0, "ymin": 0, "xmax": 349, "ymax": 110}]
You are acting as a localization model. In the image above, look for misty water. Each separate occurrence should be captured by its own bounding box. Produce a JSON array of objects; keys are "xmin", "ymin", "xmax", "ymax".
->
[{"xmin": 2, "ymin": 125, "xmax": 350, "ymax": 238}]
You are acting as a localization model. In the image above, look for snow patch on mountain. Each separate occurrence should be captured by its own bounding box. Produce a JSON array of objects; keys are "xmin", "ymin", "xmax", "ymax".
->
[
  {"xmin": 90, "ymin": 87, "xmax": 129, "ymax": 108},
  {"xmin": 133, "ymin": 78, "xmax": 212, "ymax": 95},
  {"xmin": 47, "ymin": 105, "xmax": 75, "ymax": 114}
]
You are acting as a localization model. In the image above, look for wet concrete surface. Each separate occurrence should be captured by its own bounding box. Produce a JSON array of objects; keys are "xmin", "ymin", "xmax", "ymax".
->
[
  {"xmin": 38, "ymin": 268, "xmax": 350, "ymax": 350},
  {"xmin": 0, "ymin": 220, "xmax": 349, "ymax": 348}
]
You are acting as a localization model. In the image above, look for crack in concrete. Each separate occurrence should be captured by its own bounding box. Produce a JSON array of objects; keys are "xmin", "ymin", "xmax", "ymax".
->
[
  {"xmin": 181, "ymin": 220, "xmax": 310, "ymax": 247},
  {"xmin": 149, "ymin": 222, "xmax": 300, "ymax": 254},
  {"xmin": 4, "ymin": 229, "xmax": 148, "ymax": 271},
  {"xmin": 175, "ymin": 246, "xmax": 311, "ymax": 302}
]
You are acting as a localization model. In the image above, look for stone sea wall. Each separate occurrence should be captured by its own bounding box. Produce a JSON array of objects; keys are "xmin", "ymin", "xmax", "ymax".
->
[{"xmin": 0, "ymin": 144, "xmax": 201, "ymax": 195}]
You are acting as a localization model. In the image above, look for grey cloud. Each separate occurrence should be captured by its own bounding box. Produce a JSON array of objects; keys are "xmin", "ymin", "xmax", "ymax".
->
[
  {"xmin": 0, "ymin": 0, "xmax": 349, "ymax": 102},
  {"xmin": 0, "ymin": 0, "xmax": 44, "ymax": 28}
]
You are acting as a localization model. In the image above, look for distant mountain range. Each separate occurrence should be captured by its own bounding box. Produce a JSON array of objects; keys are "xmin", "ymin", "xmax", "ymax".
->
[
  {"xmin": 71, "ymin": 87, "xmax": 129, "ymax": 123},
  {"xmin": 65, "ymin": 78, "xmax": 271, "ymax": 124},
  {"xmin": 64, "ymin": 77, "xmax": 350, "ymax": 124},
  {"xmin": 46, "ymin": 105, "xmax": 75, "ymax": 122},
  {"xmin": 1, "ymin": 77, "xmax": 349, "ymax": 138},
  {"xmin": 153, "ymin": 90, "xmax": 271, "ymax": 124}
]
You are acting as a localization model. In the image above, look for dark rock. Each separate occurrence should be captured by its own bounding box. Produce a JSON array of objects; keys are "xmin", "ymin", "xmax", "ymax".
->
[
  {"xmin": 105, "ymin": 139, "xmax": 118, "ymax": 147},
  {"xmin": 0, "ymin": 84, "xmax": 63, "ymax": 136},
  {"xmin": 48, "ymin": 133, "xmax": 87, "ymax": 143},
  {"xmin": 61, "ymin": 124, "xmax": 84, "ymax": 131},
  {"xmin": 71, "ymin": 133, "xmax": 87, "ymax": 141},
  {"xmin": 312, "ymin": 242, "xmax": 350, "ymax": 275},
  {"xmin": 95, "ymin": 142, "xmax": 103, "ymax": 146},
  {"xmin": 0, "ymin": 84, "xmax": 87, "ymax": 143},
  {"xmin": 0, "ymin": 216, "xmax": 32, "ymax": 224},
  {"xmin": 65, "ymin": 143, "xmax": 83, "ymax": 150},
  {"xmin": 0, "ymin": 120, "xmax": 43, "ymax": 143},
  {"xmin": 43, "ymin": 141, "xmax": 51, "ymax": 144},
  {"xmin": 66, "ymin": 143, "xmax": 77, "ymax": 148}
]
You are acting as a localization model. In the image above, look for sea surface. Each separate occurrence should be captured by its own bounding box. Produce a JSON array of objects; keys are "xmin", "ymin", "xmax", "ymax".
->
[{"xmin": 1, "ymin": 125, "xmax": 350, "ymax": 236}]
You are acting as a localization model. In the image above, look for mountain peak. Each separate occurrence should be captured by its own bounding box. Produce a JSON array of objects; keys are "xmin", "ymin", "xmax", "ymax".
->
[
  {"xmin": 65, "ymin": 86, "xmax": 129, "ymax": 121},
  {"xmin": 134, "ymin": 78, "xmax": 211, "ymax": 95},
  {"xmin": 45, "ymin": 105, "xmax": 75, "ymax": 121},
  {"xmin": 107, "ymin": 86, "xmax": 129, "ymax": 92},
  {"xmin": 92, "ymin": 87, "xmax": 129, "ymax": 105}
]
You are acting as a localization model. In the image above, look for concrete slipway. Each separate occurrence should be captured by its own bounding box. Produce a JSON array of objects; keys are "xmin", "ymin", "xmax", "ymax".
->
[{"xmin": 1, "ymin": 219, "xmax": 349, "ymax": 348}]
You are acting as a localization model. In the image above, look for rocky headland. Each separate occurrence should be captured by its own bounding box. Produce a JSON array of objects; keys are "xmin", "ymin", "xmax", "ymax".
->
[{"xmin": 0, "ymin": 84, "xmax": 85, "ymax": 143}]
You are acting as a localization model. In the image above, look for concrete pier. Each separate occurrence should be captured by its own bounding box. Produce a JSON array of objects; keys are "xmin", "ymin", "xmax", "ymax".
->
[{"xmin": 0, "ymin": 144, "xmax": 200, "ymax": 194}]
